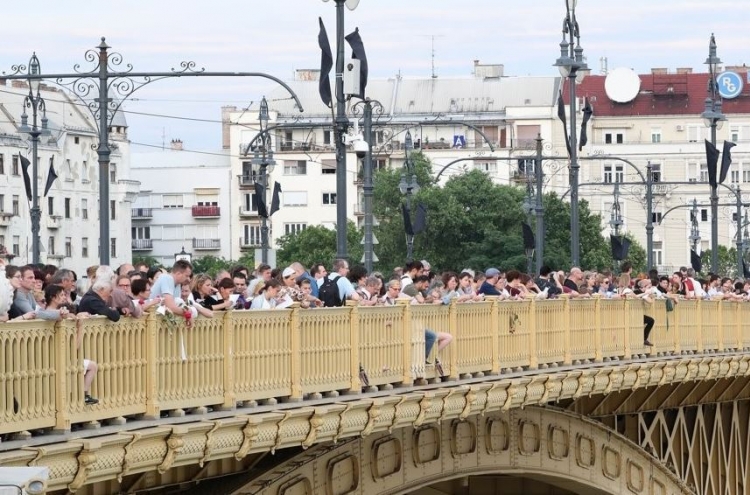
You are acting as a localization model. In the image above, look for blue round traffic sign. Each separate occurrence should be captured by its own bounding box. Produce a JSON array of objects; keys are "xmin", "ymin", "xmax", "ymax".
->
[{"xmin": 717, "ymin": 71, "xmax": 744, "ymax": 99}]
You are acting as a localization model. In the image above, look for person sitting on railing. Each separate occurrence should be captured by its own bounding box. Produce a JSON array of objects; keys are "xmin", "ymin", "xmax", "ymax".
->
[
  {"xmin": 250, "ymin": 279, "xmax": 282, "ymax": 310},
  {"xmin": 631, "ymin": 278, "xmax": 656, "ymax": 346},
  {"xmin": 408, "ymin": 284, "xmax": 452, "ymax": 373}
]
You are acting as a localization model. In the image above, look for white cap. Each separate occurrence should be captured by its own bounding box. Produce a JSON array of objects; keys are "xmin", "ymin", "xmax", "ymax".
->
[{"xmin": 282, "ymin": 267, "xmax": 296, "ymax": 279}]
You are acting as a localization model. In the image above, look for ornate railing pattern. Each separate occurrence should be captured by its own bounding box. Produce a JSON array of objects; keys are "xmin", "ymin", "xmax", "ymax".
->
[{"xmin": 2, "ymin": 298, "xmax": 750, "ymax": 436}]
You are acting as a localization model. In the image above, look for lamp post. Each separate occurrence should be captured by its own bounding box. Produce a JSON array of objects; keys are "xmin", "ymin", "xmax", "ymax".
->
[
  {"xmin": 701, "ymin": 33, "xmax": 726, "ymax": 274},
  {"xmin": 735, "ymin": 186, "xmax": 744, "ymax": 277},
  {"xmin": 690, "ymin": 199, "xmax": 701, "ymax": 253},
  {"xmin": 252, "ymin": 97, "xmax": 276, "ymax": 265},
  {"xmin": 554, "ymin": 0, "xmax": 588, "ymax": 267},
  {"xmin": 400, "ymin": 130, "xmax": 420, "ymax": 262},
  {"xmin": 534, "ymin": 135, "xmax": 545, "ymax": 275},
  {"xmin": 17, "ymin": 53, "xmax": 50, "ymax": 265},
  {"xmin": 609, "ymin": 183, "xmax": 623, "ymax": 237},
  {"xmin": 522, "ymin": 168, "xmax": 535, "ymax": 275},
  {"xmin": 353, "ymin": 98, "xmax": 382, "ymax": 273},
  {"xmin": 323, "ymin": 0, "xmax": 360, "ymax": 261}
]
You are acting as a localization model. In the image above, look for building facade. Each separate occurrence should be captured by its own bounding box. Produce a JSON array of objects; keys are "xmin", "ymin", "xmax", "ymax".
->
[
  {"xmin": 130, "ymin": 141, "xmax": 232, "ymax": 267},
  {"xmin": 0, "ymin": 81, "xmax": 135, "ymax": 275}
]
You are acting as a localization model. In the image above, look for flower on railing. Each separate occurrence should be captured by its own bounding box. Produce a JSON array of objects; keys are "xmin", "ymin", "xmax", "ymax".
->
[{"xmin": 157, "ymin": 299, "xmax": 197, "ymax": 332}]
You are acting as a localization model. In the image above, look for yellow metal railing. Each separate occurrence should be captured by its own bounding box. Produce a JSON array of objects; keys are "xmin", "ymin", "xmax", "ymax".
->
[{"xmin": 1, "ymin": 297, "xmax": 747, "ymax": 436}]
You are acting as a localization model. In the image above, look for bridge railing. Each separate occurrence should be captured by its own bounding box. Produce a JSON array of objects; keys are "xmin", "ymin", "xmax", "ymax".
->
[{"xmin": 2, "ymin": 297, "xmax": 750, "ymax": 436}]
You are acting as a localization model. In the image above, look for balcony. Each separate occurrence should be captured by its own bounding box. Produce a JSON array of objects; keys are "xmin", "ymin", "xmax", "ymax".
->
[
  {"xmin": 192, "ymin": 238, "xmax": 221, "ymax": 250},
  {"xmin": 191, "ymin": 205, "xmax": 220, "ymax": 218},
  {"xmin": 47, "ymin": 215, "xmax": 62, "ymax": 229},
  {"xmin": 131, "ymin": 208, "xmax": 153, "ymax": 219},
  {"xmin": 353, "ymin": 202, "xmax": 365, "ymax": 216},
  {"xmin": 239, "ymin": 237, "xmax": 261, "ymax": 250},
  {"xmin": 132, "ymin": 239, "xmax": 153, "ymax": 250},
  {"xmin": 238, "ymin": 175, "xmax": 259, "ymax": 188},
  {"xmin": 0, "ymin": 212, "xmax": 12, "ymax": 226},
  {"xmin": 239, "ymin": 206, "xmax": 259, "ymax": 218}
]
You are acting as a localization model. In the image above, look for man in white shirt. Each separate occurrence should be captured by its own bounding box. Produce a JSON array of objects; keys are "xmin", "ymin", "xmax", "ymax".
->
[{"xmin": 684, "ymin": 268, "xmax": 706, "ymax": 299}]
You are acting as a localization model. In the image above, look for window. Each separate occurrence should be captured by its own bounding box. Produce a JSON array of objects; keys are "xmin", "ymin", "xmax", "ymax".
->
[
  {"xmin": 12, "ymin": 155, "xmax": 19, "ymax": 176},
  {"xmin": 652, "ymin": 212, "xmax": 663, "ymax": 223},
  {"xmin": 163, "ymin": 194, "xmax": 184, "ymax": 208},
  {"xmin": 322, "ymin": 192, "xmax": 336, "ymax": 205},
  {"xmin": 48, "ymin": 197, "xmax": 54, "ymax": 216},
  {"xmin": 604, "ymin": 132, "xmax": 625, "ymax": 144},
  {"xmin": 604, "ymin": 165, "xmax": 623, "ymax": 184},
  {"xmin": 0, "ymin": 154, "xmax": 4, "ymax": 174},
  {"xmin": 48, "ymin": 236, "xmax": 55, "ymax": 256},
  {"xmin": 687, "ymin": 126, "xmax": 702, "ymax": 143},
  {"xmin": 132, "ymin": 226, "xmax": 151, "ymax": 239},
  {"xmin": 74, "ymin": 136, "xmax": 80, "ymax": 144},
  {"xmin": 243, "ymin": 224, "xmax": 261, "ymax": 245},
  {"xmin": 110, "ymin": 200, "xmax": 116, "ymax": 220},
  {"xmin": 375, "ymin": 158, "xmax": 387, "ymax": 171},
  {"xmin": 517, "ymin": 159, "xmax": 534, "ymax": 175},
  {"xmin": 109, "ymin": 163, "xmax": 117, "ymax": 183},
  {"xmin": 82, "ymin": 161, "xmax": 89, "ymax": 182},
  {"xmin": 733, "ymin": 212, "xmax": 739, "ymax": 222},
  {"xmin": 110, "ymin": 238, "xmax": 116, "ymax": 258},
  {"xmin": 283, "ymin": 191, "xmax": 307, "ymax": 207},
  {"xmin": 731, "ymin": 126, "xmax": 740, "ymax": 142},
  {"xmin": 284, "ymin": 160, "xmax": 307, "ymax": 175},
  {"xmin": 651, "ymin": 129, "xmax": 661, "ymax": 143},
  {"xmin": 82, "ymin": 199, "xmax": 88, "ymax": 219},
  {"xmin": 744, "ymin": 170, "xmax": 750, "ymax": 184},
  {"xmin": 12, "ymin": 195, "xmax": 19, "ymax": 216},
  {"xmin": 285, "ymin": 223, "xmax": 307, "ymax": 235},
  {"xmin": 0, "ymin": 195, "xmax": 4, "ymax": 212},
  {"xmin": 13, "ymin": 236, "xmax": 19, "ymax": 256},
  {"xmin": 731, "ymin": 170, "xmax": 740, "ymax": 184},
  {"xmin": 652, "ymin": 241, "xmax": 663, "ymax": 266},
  {"xmin": 243, "ymin": 193, "xmax": 258, "ymax": 212},
  {"xmin": 322, "ymin": 167, "xmax": 336, "ymax": 175},
  {"xmin": 323, "ymin": 130, "xmax": 331, "ymax": 145},
  {"xmin": 603, "ymin": 165, "xmax": 613, "ymax": 184},
  {"xmin": 376, "ymin": 130, "xmax": 385, "ymax": 144},
  {"xmin": 241, "ymin": 161, "xmax": 259, "ymax": 183},
  {"xmin": 64, "ymin": 198, "xmax": 71, "ymax": 218},
  {"xmin": 65, "ymin": 237, "xmax": 72, "ymax": 258},
  {"xmin": 700, "ymin": 164, "xmax": 708, "ymax": 183},
  {"xmin": 650, "ymin": 163, "xmax": 661, "ymax": 182},
  {"xmin": 0, "ymin": 235, "xmax": 4, "ymax": 249},
  {"xmin": 701, "ymin": 209, "xmax": 708, "ymax": 222},
  {"xmin": 284, "ymin": 131, "xmax": 293, "ymax": 145},
  {"xmin": 476, "ymin": 161, "xmax": 498, "ymax": 174}
]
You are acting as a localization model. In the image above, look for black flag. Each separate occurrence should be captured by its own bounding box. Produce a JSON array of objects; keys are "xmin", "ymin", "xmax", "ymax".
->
[
  {"xmin": 743, "ymin": 259, "xmax": 750, "ymax": 279},
  {"xmin": 719, "ymin": 141, "xmax": 737, "ymax": 185},
  {"xmin": 317, "ymin": 17, "xmax": 333, "ymax": 107},
  {"xmin": 43, "ymin": 156, "xmax": 57, "ymax": 197},
  {"xmin": 705, "ymin": 139, "xmax": 720, "ymax": 188},
  {"xmin": 20, "ymin": 155, "xmax": 32, "ymax": 202},
  {"xmin": 557, "ymin": 91, "xmax": 571, "ymax": 157},
  {"xmin": 402, "ymin": 204, "xmax": 414, "ymax": 236},
  {"xmin": 345, "ymin": 27, "xmax": 368, "ymax": 98},
  {"xmin": 579, "ymin": 97, "xmax": 593, "ymax": 151},
  {"xmin": 269, "ymin": 182, "xmax": 282, "ymax": 216},
  {"xmin": 412, "ymin": 203, "xmax": 427, "ymax": 234},
  {"xmin": 254, "ymin": 182, "xmax": 268, "ymax": 218},
  {"xmin": 690, "ymin": 249, "xmax": 703, "ymax": 273},
  {"xmin": 610, "ymin": 235, "xmax": 631, "ymax": 261},
  {"xmin": 521, "ymin": 222, "xmax": 535, "ymax": 250}
]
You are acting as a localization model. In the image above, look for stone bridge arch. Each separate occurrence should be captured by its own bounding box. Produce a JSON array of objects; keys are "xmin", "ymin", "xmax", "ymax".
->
[{"xmin": 233, "ymin": 407, "xmax": 690, "ymax": 495}]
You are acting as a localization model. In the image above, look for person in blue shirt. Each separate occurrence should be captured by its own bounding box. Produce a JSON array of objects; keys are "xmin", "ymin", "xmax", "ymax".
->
[
  {"xmin": 150, "ymin": 260, "xmax": 193, "ymax": 319},
  {"xmin": 478, "ymin": 268, "xmax": 503, "ymax": 296}
]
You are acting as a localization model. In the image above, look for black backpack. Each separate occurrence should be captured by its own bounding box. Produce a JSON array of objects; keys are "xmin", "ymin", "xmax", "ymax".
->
[{"xmin": 319, "ymin": 274, "xmax": 343, "ymax": 307}]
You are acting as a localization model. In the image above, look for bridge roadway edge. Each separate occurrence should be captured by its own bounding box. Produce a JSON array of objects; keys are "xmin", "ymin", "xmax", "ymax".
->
[{"xmin": 1, "ymin": 351, "xmax": 743, "ymax": 492}]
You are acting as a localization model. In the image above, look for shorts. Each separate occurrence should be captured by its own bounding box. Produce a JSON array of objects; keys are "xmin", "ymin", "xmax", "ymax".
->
[{"xmin": 83, "ymin": 359, "xmax": 91, "ymax": 371}]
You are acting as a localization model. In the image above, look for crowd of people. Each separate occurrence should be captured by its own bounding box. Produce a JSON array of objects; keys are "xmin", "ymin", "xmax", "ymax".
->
[{"xmin": 0, "ymin": 256, "xmax": 744, "ymax": 405}]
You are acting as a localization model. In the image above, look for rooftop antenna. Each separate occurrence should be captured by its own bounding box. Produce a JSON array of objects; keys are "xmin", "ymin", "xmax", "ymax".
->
[
  {"xmin": 600, "ymin": 56, "xmax": 608, "ymax": 75},
  {"xmin": 161, "ymin": 127, "xmax": 166, "ymax": 150},
  {"xmin": 419, "ymin": 35, "xmax": 445, "ymax": 79}
]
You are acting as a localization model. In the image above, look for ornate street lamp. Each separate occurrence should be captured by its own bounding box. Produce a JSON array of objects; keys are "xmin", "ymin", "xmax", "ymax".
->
[
  {"xmin": 554, "ymin": 0, "xmax": 588, "ymax": 267},
  {"xmin": 701, "ymin": 34, "xmax": 727, "ymax": 274},
  {"xmin": 252, "ymin": 97, "xmax": 276, "ymax": 265},
  {"xmin": 174, "ymin": 246, "xmax": 192, "ymax": 263},
  {"xmin": 17, "ymin": 53, "xmax": 50, "ymax": 265},
  {"xmin": 400, "ymin": 130, "xmax": 420, "ymax": 262}
]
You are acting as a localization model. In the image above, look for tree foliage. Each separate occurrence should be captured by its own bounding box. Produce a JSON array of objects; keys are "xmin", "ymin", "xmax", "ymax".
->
[
  {"xmin": 131, "ymin": 255, "xmax": 162, "ymax": 269},
  {"xmin": 276, "ymin": 221, "xmax": 363, "ymax": 269},
  {"xmin": 191, "ymin": 255, "xmax": 234, "ymax": 277},
  {"xmin": 701, "ymin": 246, "xmax": 742, "ymax": 277}
]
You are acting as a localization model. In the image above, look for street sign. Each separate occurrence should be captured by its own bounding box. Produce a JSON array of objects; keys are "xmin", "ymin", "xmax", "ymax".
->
[
  {"xmin": 452, "ymin": 135, "xmax": 466, "ymax": 148},
  {"xmin": 360, "ymin": 252, "xmax": 379, "ymax": 263},
  {"xmin": 360, "ymin": 234, "xmax": 379, "ymax": 245},
  {"xmin": 717, "ymin": 71, "xmax": 743, "ymax": 99}
]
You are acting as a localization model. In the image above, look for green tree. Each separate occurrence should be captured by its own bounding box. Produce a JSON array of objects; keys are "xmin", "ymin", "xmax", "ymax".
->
[
  {"xmin": 131, "ymin": 255, "xmax": 162, "ymax": 268},
  {"xmin": 276, "ymin": 221, "xmax": 363, "ymax": 269},
  {"xmin": 191, "ymin": 255, "xmax": 233, "ymax": 277},
  {"xmin": 700, "ymin": 246, "xmax": 741, "ymax": 277}
]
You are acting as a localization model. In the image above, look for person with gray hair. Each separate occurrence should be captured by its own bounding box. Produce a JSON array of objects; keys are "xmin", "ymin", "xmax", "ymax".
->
[{"xmin": 78, "ymin": 273, "xmax": 120, "ymax": 321}]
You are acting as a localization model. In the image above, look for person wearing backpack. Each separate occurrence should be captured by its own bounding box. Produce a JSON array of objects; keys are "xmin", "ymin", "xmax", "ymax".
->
[{"xmin": 319, "ymin": 259, "xmax": 360, "ymax": 307}]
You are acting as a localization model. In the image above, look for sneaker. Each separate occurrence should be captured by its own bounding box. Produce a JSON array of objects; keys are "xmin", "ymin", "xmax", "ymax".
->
[
  {"xmin": 84, "ymin": 395, "xmax": 99, "ymax": 405},
  {"xmin": 435, "ymin": 359, "xmax": 445, "ymax": 377},
  {"xmin": 644, "ymin": 340, "xmax": 654, "ymax": 346}
]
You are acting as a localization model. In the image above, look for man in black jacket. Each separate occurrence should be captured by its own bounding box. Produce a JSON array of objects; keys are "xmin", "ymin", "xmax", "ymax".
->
[{"xmin": 78, "ymin": 276, "xmax": 120, "ymax": 322}]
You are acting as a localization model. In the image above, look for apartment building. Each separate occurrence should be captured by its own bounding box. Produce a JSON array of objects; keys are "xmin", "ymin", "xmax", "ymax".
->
[{"xmin": 0, "ymin": 80, "xmax": 135, "ymax": 274}]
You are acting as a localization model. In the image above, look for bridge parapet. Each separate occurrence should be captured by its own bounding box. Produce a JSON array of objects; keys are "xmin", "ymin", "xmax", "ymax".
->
[{"xmin": 1, "ymin": 297, "xmax": 749, "ymax": 439}]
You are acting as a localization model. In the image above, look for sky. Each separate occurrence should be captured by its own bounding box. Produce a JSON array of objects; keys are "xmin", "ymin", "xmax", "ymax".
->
[{"xmin": 1, "ymin": 0, "xmax": 748, "ymax": 153}]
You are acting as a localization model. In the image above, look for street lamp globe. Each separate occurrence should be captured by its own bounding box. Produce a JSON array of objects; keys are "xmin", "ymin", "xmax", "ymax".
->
[
  {"xmin": 398, "ymin": 174, "xmax": 408, "ymax": 195},
  {"xmin": 554, "ymin": 40, "xmax": 574, "ymax": 77},
  {"xmin": 411, "ymin": 174, "xmax": 420, "ymax": 194},
  {"xmin": 321, "ymin": 0, "xmax": 360, "ymax": 9},
  {"xmin": 704, "ymin": 34, "xmax": 722, "ymax": 75},
  {"xmin": 28, "ymin": 53, "xmax": 41, "ymax": 94}
]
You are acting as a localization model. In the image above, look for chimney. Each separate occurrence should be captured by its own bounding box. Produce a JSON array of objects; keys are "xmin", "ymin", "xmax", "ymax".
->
[
  {"xmin": 651, "ymin": 68, "xmax": 669, "ymax": 75},
  {"xmin": 170, "ymin": 139, "xmax": 183, "ymax": 151},
  {"xmin": 675, "ymin": 67, "xmax": 693, "ymax": 74},
  {"xmin": 726, "ymin": 65, "xmax": 749, "ymax": 73},
  {"xmin": 221, "ymin": 105, "xmax": 237, "ymax": 150}
]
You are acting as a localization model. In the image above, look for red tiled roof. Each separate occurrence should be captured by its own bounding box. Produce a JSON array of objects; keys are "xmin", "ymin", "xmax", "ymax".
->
[{"xmin": 562, "ymin": 71, "xmax": 750, "ymax": 117}]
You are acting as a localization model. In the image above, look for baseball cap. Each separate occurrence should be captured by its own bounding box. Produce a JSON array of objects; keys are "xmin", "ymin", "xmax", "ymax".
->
[
  {"xmin": 282, "ymin": 267, "xmax": 296, "ymax": 279},
  {"xmin": 485, "ymin": 268, "xmax": 501, "ymax": 277}
]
